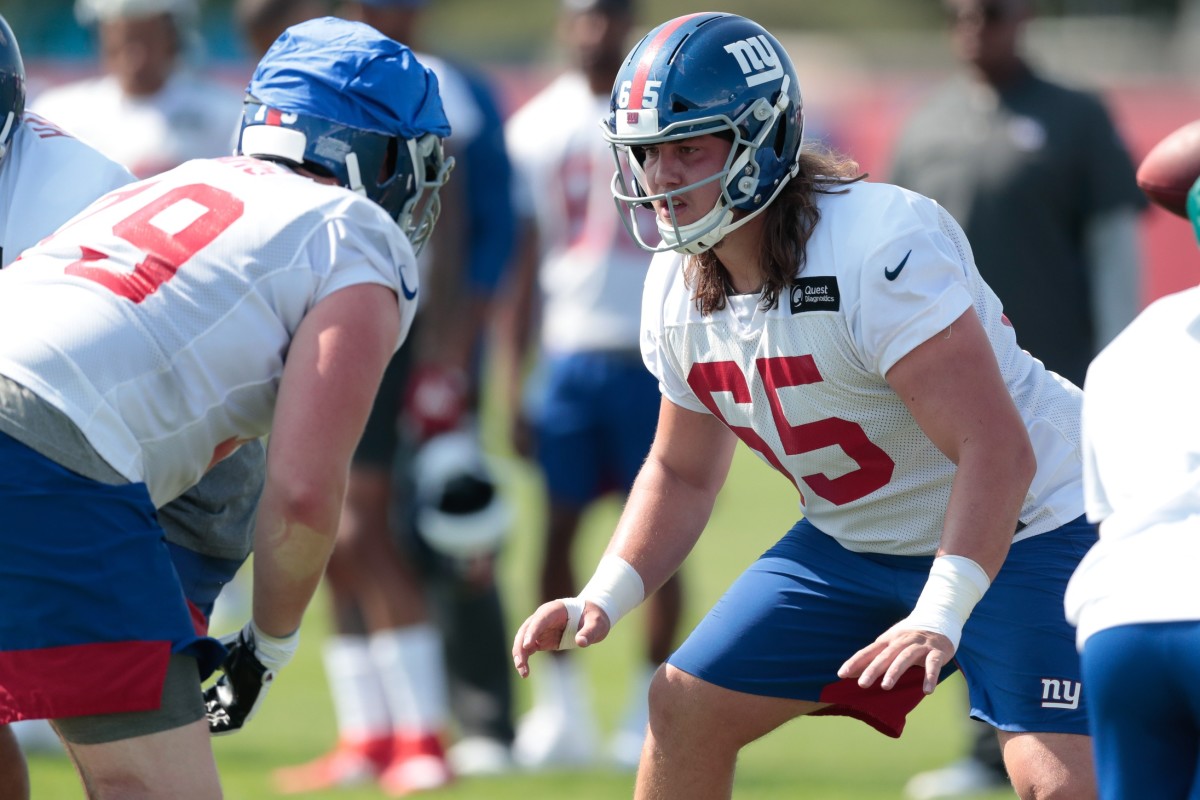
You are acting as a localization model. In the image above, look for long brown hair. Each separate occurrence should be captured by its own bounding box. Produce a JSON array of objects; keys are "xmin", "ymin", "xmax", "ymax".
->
[{"xmin": 685, "ymin": 146, "xmax": 865, "ymax": 316}]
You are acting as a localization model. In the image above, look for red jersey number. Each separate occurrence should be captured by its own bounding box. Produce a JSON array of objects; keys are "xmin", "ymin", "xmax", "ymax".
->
[
  {"xmin": 65, "ymin": 184, "xmax": 245, "ymax": 303},
  {"xmin": 687, "ymin": 355, "xmax": 895, "ymax": 506}
]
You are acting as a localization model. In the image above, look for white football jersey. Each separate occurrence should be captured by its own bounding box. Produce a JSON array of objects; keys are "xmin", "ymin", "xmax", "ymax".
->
[
  {"xmin": 31, "ymin": 71, "xmax": 243, "ymax": 179},
  {"xmin": 507, "ymin": 72, "xmax": 655, "ymax": 352},
  {"xmin": 642, "ymin": 181, "xmax": 1084, "ymax": 556},
  {"xmin": 1065, "ymin": 285, "xmax": 1200, "ymax": 647},
  {"xmin": 0, "ymin": 156, "xmax": 418, "ymax": 507},
  {"xmin": 0, "ymin": 113, "xmax": 134, "ymax": 267}
]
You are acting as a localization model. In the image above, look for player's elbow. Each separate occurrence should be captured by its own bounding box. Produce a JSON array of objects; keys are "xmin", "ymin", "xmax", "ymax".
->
[
  {"xmin": 993, "ymin": 427, "xmax": 1037, "ymax": 496},
  {"xmin": 269, "ymin": 473, "xmax": 346, "ymax": 539}
]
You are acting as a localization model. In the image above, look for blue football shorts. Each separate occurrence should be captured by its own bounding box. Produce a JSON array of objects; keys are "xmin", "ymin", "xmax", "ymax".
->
[
  {"xmin": 0, "ymin": 432, "xmax": 224, "ymax": 724},
  {"xmin": 668, "ymin": 515, "xmax": 1097, "ymax": 738},
  {"xmin": 1082, "ymin": 621, "xmax": 1200, "ymax": 799},
  {"xmin": 532, "ymin": 351, "xmax": 660, "ymax": 507}
]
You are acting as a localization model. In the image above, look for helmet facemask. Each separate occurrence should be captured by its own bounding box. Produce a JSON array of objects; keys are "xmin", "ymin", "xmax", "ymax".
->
[
  {"xmin": 603, "ymin": 13, "xmax": 804, "ymax": 255},
  {"xmin": 394, "ymin": 133, "xmax": 453, "ymax": 256},
  {"xmin": 607, "ymin": 77, "xmax": 798, "ymax": 255}
]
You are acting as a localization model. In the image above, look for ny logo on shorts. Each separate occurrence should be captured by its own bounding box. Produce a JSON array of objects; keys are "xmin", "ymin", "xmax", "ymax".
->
[{"xmin": 1040, "ymin": 678, "xmax": 1081, "ymax": 710}]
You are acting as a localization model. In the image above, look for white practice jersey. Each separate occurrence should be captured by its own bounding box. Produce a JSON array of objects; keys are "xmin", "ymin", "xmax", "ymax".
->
[
  {"xmin": 1065, "ymin": 285, "xmax": 1200, "ymax": 648},
  {"xmin": 32, "ymin": 71, "xmax": 243, "ymax": 179},
  {"xmin": 507, "ymin": 72, "xmax": 655, "ymax": 352},
  {"xmin": 642, "ymin": 181, "xmax": 1084, "ymax": 556},
  {"xmin": 0, "ymin": 113, "xmax": 134, "ymax": 267},
  {"xmin": 0, "ymin": 156, "xmax": 418, "ymax": 507}
]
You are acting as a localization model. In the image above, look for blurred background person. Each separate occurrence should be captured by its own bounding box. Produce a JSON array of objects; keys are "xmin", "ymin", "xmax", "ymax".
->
[
  {"xmin": 30, "ymin": 0, "xmax": 242, "ymax": 179},
  {"xmin": 890, "ymin": 0, "xmax": 1145, "ymax": 388},
  {"xmin": 268, "ymin": 0, "xmax": 520, "ymax": 792},
  {"xmin": 234, "ymin": 0, "xmax": 331, "ymax": 60},
  {"xmin": 498, "ymin": 0, "xmax": 678, "ymax": 771},
  {"xmin": 889, "ymin": 0, "xmax": 1147, "ymax": 796}
]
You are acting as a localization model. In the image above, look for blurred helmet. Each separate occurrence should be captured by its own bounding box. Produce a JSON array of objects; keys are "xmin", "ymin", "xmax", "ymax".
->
[
  {"xmin": 602, "ymin": 12, "xmax": 804, "ymax": 254},
  {"xmin": 237, "ymin": 17, "xmax": 454, "ymax": 254},
  {"xmin": 0, "ymin": 14, "xmax": 25, "ymax": 164},
  {"xmin": 413, "ymin": 431, "xmax": 510, "ymax": 560}
]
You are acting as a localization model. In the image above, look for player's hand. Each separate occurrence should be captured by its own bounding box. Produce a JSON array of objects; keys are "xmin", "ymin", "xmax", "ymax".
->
[
  {"xmin": 403, "ymin": 364, "xmax": 468, "ymax": 443},
  {"xmin": 511, "ymin": 599, "xmax": 612, "ymax": 678},
  {"xmin": 204, "ymin": 621, "xmax": 298, "ymax": 735},
  {"xmin": 836, "ymin": 623, "xmax": 953, "ymax": 696}
]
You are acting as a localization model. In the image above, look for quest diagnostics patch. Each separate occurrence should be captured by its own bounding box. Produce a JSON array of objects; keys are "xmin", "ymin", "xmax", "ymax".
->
[{"xmin": 788, "ymin": 277, "xmax": 840, "ymax": 314}]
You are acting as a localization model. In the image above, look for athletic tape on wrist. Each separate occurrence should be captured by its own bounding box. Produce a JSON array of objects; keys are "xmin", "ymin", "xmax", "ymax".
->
[
  {"xmin": 556, "ymin": 556, "xmax": 645, "ymax": 650},
  {"xmin": 899, "ymin": 555, "xmax": 991, "ymax": 652},
  {"xmin": 559, "ymin": 597, "xmax": 584, "ymax": 650},
  {"xmin": 579, "ymin": 555, "xmax": 645, "ymax": 630},
  {"xmin": 248, "ymin": 620, "xmax": 300, "ymax": 673}
]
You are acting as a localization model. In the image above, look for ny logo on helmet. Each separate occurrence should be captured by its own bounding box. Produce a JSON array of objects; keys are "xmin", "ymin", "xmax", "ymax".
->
[{"xmin": 723, "ymin": 36, "xmax": 783, "ymax": 88}]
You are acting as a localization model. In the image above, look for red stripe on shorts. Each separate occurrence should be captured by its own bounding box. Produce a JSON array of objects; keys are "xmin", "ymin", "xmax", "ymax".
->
[{"xmin": 0, "ymin": 640, "xmax": 170, "ymax": 723}]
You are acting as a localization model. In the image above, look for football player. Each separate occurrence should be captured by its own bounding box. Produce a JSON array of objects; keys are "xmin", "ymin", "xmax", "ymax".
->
[
  {"xmin": 0, "ymin": 17, "xmax": 450, "ymax": 797},
  {"xmin": 1065, "ymin": 127, "xmax": 1200, "ymax": 799},
  {"xmin": 270, "ymin": 0, "xmax": 519, "ymax": 790},
  {"xmin": 0, "ymin": 13, "xmax": 266, "ymax": 798},
  {"xmin": 31, "ymin": 0, "xmax": 243, "ymax": 179},
  {"xmin": 514, "ymin": 13, "xmax": 1096, "ymax": 799}
]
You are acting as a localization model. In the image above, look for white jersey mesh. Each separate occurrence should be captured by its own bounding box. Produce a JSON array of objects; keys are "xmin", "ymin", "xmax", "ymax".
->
[
  {"xmin": 0, "ymin": 156, "xmax": 418, "ymax": 506},
  {"xmin": 642, "ymin": 181, "xmax": 1083, "ymax": 556}
]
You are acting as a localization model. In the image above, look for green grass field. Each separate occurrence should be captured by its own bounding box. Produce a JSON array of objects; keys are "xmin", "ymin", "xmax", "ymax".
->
[{"xmin": 26, "ymin": 446, "xmax": 1017, "ymax": 799}]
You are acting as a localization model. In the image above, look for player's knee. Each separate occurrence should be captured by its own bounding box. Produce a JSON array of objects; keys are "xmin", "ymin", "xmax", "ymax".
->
[
  {"xmin": 1003, "ymin": 733, "xmax": 1096, "ymax": 800},
  {"xmin": 646, "ymin": 666, "xmax": 715, "ymax": 744}
]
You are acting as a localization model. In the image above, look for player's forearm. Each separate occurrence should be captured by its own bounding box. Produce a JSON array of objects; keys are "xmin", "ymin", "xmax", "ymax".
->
[
  {"xmin": 250, "ymin": 484, "xmax": 344, "ymax": 638},
  {"xmin": 602, "ymin": 455, "xmax": 720, "ymax": 599},
  {"xmin": 938, "ymin": 437, "xmax": 1035, "ymax": 579}
]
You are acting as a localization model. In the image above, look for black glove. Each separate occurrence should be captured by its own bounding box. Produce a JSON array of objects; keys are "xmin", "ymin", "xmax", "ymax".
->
[{"xmin": 204, "ymin": 626, "xmax": 276, "ymax": 736}]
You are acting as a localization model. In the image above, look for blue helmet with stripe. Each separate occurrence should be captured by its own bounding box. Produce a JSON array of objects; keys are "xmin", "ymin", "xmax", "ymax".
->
[
  {"xmin": 602, "ymin": 13, "xmax": 803, "ymax": 254},
  {"xmin": 0, "ymin": 14, "xmax": 25, "ymax": 164},
  {"xmin": 237, "ymin": 17, "xmax": 453, "ymax": 254}
]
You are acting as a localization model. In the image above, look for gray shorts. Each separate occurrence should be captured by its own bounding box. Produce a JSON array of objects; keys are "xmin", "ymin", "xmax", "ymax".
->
[{"xmin": 53, "ymin": 654, "xmax": 205, "ymax": 745}]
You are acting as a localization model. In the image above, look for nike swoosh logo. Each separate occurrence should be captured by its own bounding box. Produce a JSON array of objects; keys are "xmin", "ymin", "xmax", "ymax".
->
[
  {"xmin": 399, "ymin": 269, "xmax": 418, "ymax": 301},
  {"xmin": 884, "ymin": 250, "xmax": 912, "ymax": 281}
]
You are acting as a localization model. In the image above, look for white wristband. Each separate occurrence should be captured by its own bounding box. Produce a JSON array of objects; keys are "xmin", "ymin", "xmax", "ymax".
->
[
  {"xmin": 559, "ymin": 597, "xmax": 584, "ymax": 650},
  {"xmin": 899, "ymin": 555, "xmax": 991, "ymax": 652},
  {"xmin": 556, "ymin": 555, "xmax": 645, "ymax": 650},
  {"xmin": 248, "ymin": 620, "xmax": 300, "ymax": 674}
]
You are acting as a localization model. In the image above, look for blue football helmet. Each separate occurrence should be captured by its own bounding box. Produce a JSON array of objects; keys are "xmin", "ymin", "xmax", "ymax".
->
[
  {"xmin": 602, "ymin": 13, "xmax": 804, "ymax": 254},
  {"xmin": 0, "ymin": 13, "xmax": 25, "ymax": 164},
  {"xmin": 237, "ymin": 18, "xmax": 453, "ymax": 255}
]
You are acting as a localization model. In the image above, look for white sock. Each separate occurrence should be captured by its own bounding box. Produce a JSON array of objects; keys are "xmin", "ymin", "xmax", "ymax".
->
[
  {"xmin": 369, "ymin": 623, "xmax": 449, "ymax": 733},
  {"xmin": 323, "ymin": 635, "xmax": 392, "ymax": 742},
  {"xmin": 535, "ymin": 654, "xmax": 591, "ymax": 718}
]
